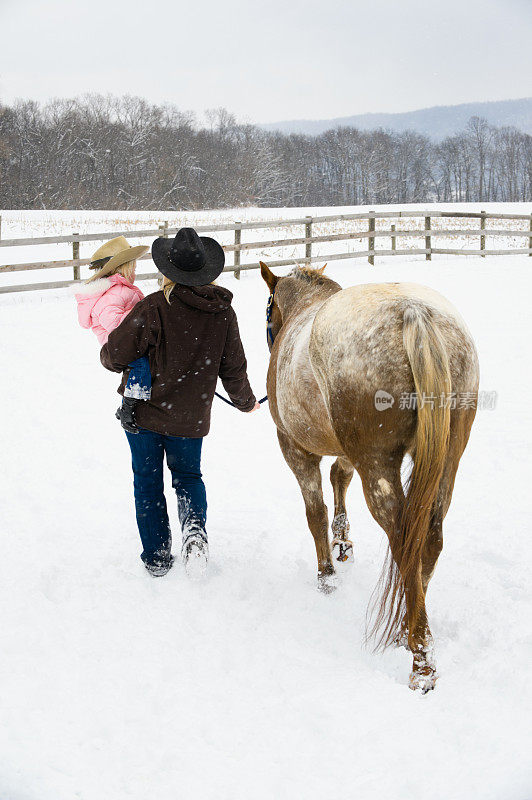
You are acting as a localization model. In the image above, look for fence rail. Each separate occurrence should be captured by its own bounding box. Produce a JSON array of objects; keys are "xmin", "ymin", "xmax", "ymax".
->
[{"xmin": 0, "ymin": 208, "xmax": 531, "ymax": 294}]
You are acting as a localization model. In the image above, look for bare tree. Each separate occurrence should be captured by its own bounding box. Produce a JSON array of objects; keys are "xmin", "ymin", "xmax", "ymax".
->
[{"xmin": 0, "ymin": 96, "xmax": 529, "ymax": 210}]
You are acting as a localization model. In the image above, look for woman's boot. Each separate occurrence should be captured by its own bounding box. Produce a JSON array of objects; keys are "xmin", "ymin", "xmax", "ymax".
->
[{"xmin": 182, "ymin": 531, "xmax": 209, "ymax": 579}]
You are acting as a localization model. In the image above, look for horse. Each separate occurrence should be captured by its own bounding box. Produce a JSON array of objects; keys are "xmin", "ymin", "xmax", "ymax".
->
[{"xmin": 259, "ymin": 262, "xmax": 479, "ymax": 692}]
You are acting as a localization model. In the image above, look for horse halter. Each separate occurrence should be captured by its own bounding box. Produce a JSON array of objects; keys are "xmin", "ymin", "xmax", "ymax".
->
[{"xmin": 266, "ymin": 290, "xmax": 276, "ymax": 347}]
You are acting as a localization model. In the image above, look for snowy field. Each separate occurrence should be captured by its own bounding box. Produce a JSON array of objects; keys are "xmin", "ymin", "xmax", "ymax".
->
[{"xmin": 0, "ymin": 209, "xmax": 531, "ymax": 799}]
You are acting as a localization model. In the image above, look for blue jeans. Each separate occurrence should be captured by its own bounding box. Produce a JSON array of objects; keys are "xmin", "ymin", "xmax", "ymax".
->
[
  {"xmin": 125, "ymin": 428, "xmax": 207, "ymax": 564},
  {"xmin": 124, "ymin": 356, "xmax": 151, "ymax": 400}
]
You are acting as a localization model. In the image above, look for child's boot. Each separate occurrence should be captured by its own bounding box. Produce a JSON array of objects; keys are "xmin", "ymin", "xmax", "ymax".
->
[{"xmin": 115, "ymin": 396, "xmax": 139, "ymax": 434}]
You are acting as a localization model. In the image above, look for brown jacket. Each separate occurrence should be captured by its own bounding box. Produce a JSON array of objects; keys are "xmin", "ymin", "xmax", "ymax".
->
[{"xmin": 100, "ymin": 284, "xmax": 256, "ymax": 437}]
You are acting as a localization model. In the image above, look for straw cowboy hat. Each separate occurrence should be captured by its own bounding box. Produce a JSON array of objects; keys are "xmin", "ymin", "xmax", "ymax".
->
[
  {"xmin": 151, "ymin": 228, "xmax": 225, "ymax": 287},
  {"xmin": 89, "ymin": 236, "xmax": 149, "ymax": 279}
]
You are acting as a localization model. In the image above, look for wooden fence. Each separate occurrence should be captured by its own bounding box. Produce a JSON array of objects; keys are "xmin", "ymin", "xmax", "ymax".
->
[{"xmin": 0, "ymin": 208, "xmax": 531, "ymax": 294}]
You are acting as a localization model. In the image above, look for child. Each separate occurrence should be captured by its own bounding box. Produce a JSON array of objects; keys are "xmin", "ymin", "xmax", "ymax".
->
[{"xmin": 74, "ymin": 236, "xmax": 151, "ymax": 434}]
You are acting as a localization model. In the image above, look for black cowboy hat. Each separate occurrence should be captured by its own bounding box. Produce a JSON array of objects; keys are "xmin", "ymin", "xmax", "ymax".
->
[{"xmin": 151, "ymin": 227, "xmax": 225, "ymax": 287}]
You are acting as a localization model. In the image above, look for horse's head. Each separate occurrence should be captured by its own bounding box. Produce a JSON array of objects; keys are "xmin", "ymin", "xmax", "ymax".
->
[{"xmin": 260, "ymin": 262, "xmax": 332, "ymax": 350}]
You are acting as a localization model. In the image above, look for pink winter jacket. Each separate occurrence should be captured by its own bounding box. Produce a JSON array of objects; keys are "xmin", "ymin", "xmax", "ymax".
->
[{"xmin": 74, "ymin": 274, "xmax": 145, "ymax": 345}]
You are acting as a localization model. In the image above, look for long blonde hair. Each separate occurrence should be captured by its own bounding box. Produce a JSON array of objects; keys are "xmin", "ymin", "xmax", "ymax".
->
[
  {"xmin": 162, "ymin": 278, "xmax": 175, "ymax": 303},
  {"xmin": 161, "ymin": 277, "xmax": 217, "ymax": 304},
  {"xmin": 87, "ymin": 260, "xmax": 136, "ymax": 284}
]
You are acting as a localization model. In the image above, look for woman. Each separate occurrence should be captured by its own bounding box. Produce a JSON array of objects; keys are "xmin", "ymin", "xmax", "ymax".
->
[{"xmin": 100, "ymin": 228, "xmax": 259, "ymax": 578}]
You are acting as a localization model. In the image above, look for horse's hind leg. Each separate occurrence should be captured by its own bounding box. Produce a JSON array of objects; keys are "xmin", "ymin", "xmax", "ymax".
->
[
  {"xmin": 421, "ymin": 412, "xmax": 474, "ymax": 597},
  {"xmin": 330, "ymin": 457, "xmax": 355, "ymax": 564},
  {"xmin": 277, "ymin": 430, "xmax": 335, "ymax": 592},
  {"xmin": 356, "ymin": 453, "xmax": 439, "ymax": 692},
  {"xmin": 394, "ymin": 421, "xmax": 471, "ymax": 655}
]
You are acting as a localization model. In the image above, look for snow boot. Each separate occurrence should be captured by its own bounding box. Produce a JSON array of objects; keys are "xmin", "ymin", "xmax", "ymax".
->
[
  {"xmin": 143, "ymin": 550, "xmax": 174, "ymax": 577},
  {"xmin": 116, "ymin": 396, "xmax": 139, "ymax": 434},
  {"xmin": 182, "ymin": 532, "xmax": 209, "ymax": 580}
]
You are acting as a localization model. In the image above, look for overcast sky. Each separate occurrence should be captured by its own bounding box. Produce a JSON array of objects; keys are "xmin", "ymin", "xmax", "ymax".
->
[{"xmin": 1, "ymin": 0, "xmax": 530, "ymax": 124}]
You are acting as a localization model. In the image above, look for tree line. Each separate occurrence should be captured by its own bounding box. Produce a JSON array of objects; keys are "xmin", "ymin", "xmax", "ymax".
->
[{"xmin": 0, "ymin": 95, "xmax": 530, "ymax": 209}]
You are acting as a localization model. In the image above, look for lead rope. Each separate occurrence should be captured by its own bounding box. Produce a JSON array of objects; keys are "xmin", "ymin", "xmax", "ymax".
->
[
  {"xmin": 214, "ymin": 391, "xmax": 268, "ymax": 408},
  {"xmin": 214, "ymin": 290, "xmax": 275, "ymax": 410}
]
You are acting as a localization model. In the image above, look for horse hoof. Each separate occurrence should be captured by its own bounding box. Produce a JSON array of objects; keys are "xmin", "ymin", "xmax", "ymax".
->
[
  {"xmin": 317, "ymin": 572, "xmax": 337, "ymax": 594},
  {"xmin": 408, "ymin": 668, "xmax": 438, "ymax": 693},
  {"xmin": 331, "ymin": 538, "xmax": 354, "ymax": 564}
]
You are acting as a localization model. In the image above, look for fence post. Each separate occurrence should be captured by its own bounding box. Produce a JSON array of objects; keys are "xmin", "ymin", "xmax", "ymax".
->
[
  {"xmin": 154, "ymin": 224, "xmax": 168, "ymax": 282},
  {"xmin": 72, "ymin": 233, "xmax": 80, "ymax": 281},
  {"xmin": 234, "ymin": 221, "xmax": 241, "ymax": 279},
  {"xmin": 305, "ymin": 216, "xmax": 313, "ymax": 265},
  {"xmin": 481, "ymin": 210, "xmax": 486, "ymax": 257},
  {"xmin": 391, "ymin": 224, "xmax": 396, "ymax": 253},
  {"xmin": 368, "ymin": 211, "xmax": 375, "ymax": 265},
  {"xmin": 529, "ymin": 213, "xmax": 532, "ymax": 257},
  {"xmin": 425, "ymin": 215, "xmax": 431, "ymax": 261}
]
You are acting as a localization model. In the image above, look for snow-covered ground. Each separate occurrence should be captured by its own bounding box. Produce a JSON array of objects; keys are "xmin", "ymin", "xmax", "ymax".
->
[{"xmin": 0, "ymin": 211, "xmax": 531, "ymax": 799}]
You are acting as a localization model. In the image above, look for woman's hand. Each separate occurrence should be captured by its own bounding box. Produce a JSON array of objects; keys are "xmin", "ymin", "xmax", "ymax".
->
[{"xmin": 247, "ymin": 402, "xmax": 261, "ymax": 412}]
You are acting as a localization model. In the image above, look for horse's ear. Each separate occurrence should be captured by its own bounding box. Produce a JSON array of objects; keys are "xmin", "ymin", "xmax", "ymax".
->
[
  {"xmin": 317, "ymin": 263, "xmax": 327, "ymax": 274},
  {"xmin": 260, "ymin": 261, "xmax": 278, "ymax": 293}
]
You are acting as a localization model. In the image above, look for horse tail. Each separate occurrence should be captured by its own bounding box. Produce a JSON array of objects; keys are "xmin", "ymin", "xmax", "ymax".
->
[{"xmin": 375, "ymin": 302, "xmax": 452, "ymax": 649}]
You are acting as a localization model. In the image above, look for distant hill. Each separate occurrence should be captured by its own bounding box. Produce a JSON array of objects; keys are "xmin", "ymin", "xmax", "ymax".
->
[{"xmin": 259, "ymin": 97, "xmax": 532, "ymax": 139}]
